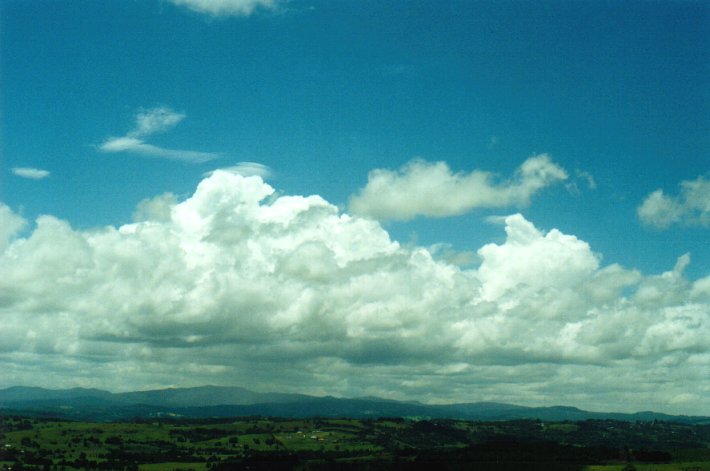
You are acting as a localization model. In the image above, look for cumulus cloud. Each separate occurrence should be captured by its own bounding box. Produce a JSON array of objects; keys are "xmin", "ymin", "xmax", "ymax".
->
[
  {"xmin": 11, "ymin": 167, "xmax": 50, "ymax": 180},
  {"xmin": 477, "ymin": 214, "xmax": 600, "ymax": 301},
  {"xmin": 0, "ymin": 204, "xmax": 27, "ymax": 251},
  {"xmin": 99, "ymin": 106, "xmax": 219, "ymax": 163},
  {"xmin": 349, "ymin": 154, "xmax": 568, "ymax": 220},
  {"xmin": 169, "ymin": 0, "xmax": 282, "ymax": 17},
  {"xmin": 0, "ymin": 173, "xmax": 708, "ymax": 414},
  {"xmin": 132, "ymin": 193, "xmax": 178, "ymax": 223},
  {"xmin": 638, "ymin": 175, "xmax": 710, "ymax": 228}
]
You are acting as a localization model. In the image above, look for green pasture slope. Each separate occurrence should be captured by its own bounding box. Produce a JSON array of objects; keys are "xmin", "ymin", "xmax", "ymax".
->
[
  {"xmin": 586, "ymin": 464, "xmax": 710, "ymax": 471},
  {"xmin": 1, "ymin": 415, "xmax": 709, "ymax": 470}
]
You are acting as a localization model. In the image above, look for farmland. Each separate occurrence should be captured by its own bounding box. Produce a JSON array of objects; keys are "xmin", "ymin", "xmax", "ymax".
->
[{"xmin": 1, "ymin": 415, "xmax": 709, "ymax": 470}]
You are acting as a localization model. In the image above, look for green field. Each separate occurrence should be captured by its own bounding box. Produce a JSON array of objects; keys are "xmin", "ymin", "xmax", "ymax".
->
[
  {"xmin": 138, "ymin": 464, "xmax": 208, "ymax": 471},
  {"xmin": 585, "ymin": 463, "xmax": 710, "ymax": 471},
  {"xmin": 1, "ymin": 415, "xmax": 709, "ymax": 470}
]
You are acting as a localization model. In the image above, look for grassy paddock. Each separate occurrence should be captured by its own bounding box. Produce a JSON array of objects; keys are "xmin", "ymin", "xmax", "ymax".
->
[
  {"xmin": 585, "ymin": 462, "xmax": 710, "ymax": 471},
  {"xmin": 2, "ymin": 415, "xmax": 709, "ymax": 470},
  {"xmin": 138, "ymin": 462, "xmax": 208, "ymax": 471}
]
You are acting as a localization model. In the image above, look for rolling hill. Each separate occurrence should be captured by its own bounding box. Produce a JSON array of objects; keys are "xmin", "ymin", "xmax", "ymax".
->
[{"xmin": 1, "ymin": 385, "xmax": 706, "ymax": 424}]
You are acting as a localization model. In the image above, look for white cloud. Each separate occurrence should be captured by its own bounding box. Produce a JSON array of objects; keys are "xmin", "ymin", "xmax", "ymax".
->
[
  {"xmin": 0, "ymin": 173, "xmax": 708, "ymax": 414},
  {"xmin": 637, "ymin": 190, "xmax": 683, "ymax": 228},
  {"xmin": 203, "ymin": 162, "xmax": 273, "ymax": 179},
  {"xmin": 129, "ymin": 107, "xmax": 185, "ymax": 138},
  {"xmin": 477, "ymin": 214, "xmax": 600, "ymax": 301},
  {"xmin": 100, "ymin": 138, "xmax": 218, "ymax": 163},
  {"xmin": 566, "ymin": 169, "xmax": 597, "ymax": 195},
  {"xmin": 11, "ymin": 167, "xmax": 50, "ymax": 180},
  {"xmin": 577, "ymin": 170, "xmax": 597, "ymax": 190},
  {"xmin": 638, "ymin": 175, "xmax": 710, "ymax": 228},
  {"xmin": 99, "ymin": 106, "xmax": 219, "ymax": 163},
  {"xmin": 0, "ymin": 204, "xmax": 27, "ymax": 251},
  {"xmin": 132, "ymin": 193, "xmax": 178, "ymax": 222},
  {"xmin": 349, "ymin": 154, "xmax": 568, "ymax": 220},
  {"xmin": 169, "ymin": 0, "xmax": 281, "ymax": 17}
]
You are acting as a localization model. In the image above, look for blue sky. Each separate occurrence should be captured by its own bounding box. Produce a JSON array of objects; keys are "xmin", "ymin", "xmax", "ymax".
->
[
  {"xmin": 1, "ymin": 0, "xmax": 709, "ymax": 414},
  {"xmin": 3, "ymin": 0, "xmax": 708, "ymax": 273}
]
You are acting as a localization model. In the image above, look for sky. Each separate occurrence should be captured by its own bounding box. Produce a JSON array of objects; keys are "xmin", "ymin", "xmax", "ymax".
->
[{"xmin": 0, "ymin": 0, "xmax": 709, "ymax": 415}]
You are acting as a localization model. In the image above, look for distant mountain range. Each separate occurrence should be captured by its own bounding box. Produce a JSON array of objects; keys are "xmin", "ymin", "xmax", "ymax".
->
[{"xmin": 1, "ymin": 385, "xmax": 707, "ymax": 424}]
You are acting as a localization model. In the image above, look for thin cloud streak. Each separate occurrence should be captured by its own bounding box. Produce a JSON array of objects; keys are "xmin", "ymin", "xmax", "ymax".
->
[
  {"xmin": 99, "ymin": 106, "xmax": 220, "ymax": 163},
  {"xmin": 169, "ymin": 0, "xmax": 282, "ymax": 17},
  {"xmin": 100, "ymin": 137, "xmax": 219, "ymax": 163},
  {"xmin": 11, "ymin": 167, "xmax": 50, "ymax": 180},
  {"xmin": 203, "ymin": 162, "xmax": 273, "ymax": 179}
]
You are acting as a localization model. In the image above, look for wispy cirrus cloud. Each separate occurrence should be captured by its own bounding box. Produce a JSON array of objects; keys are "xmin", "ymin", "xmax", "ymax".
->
[
  {"xmin": 169, "ymin": 0, "xmax": 282, "ymax": 17},
  {"xmin": 99, "ymin": 106, "xmax": 219, "ymax": 163},
  {"xmin": 11, "ymin": 167, "xmax": 50, "ymax": 180}
]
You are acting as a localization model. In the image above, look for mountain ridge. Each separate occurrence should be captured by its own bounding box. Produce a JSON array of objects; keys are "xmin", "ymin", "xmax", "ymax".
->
[{"xmin": 1, "ymin": 385, "xmax": 706, "ymax": 424}]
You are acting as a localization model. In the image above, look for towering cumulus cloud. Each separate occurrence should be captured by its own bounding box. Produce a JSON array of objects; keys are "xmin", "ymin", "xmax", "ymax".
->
[{"xmin": 0, "ymin": 173, "xmax": 708, "ymax": 413}]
